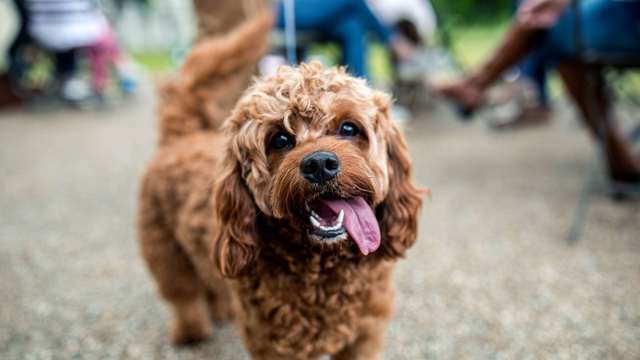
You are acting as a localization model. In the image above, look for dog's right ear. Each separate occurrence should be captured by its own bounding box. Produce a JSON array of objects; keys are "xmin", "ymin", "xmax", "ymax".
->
[{"xmin": 211, "ymin": 154, "xmax": 258, "ymax": 278}]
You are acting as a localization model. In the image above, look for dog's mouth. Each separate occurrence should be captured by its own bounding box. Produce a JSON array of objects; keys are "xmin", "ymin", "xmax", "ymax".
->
[{"xmin": 305, "ymin": 196, "xmax": 381, "ymax": 255}]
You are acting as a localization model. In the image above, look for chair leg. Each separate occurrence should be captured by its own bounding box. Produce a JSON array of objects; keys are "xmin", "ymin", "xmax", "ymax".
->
[
  {"xmin": 568, "ymin": 68, "xmax": 640, "ymax": 243},
  {"xmin": 567, "ymin": 67, "xmax": 609, "ymax": 242},
  {"xmin": 567, "ymin": 162, "xmax": 597, "ymax": 244}
]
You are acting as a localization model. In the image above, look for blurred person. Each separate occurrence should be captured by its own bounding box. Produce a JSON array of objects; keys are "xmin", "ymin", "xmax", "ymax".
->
[
  {"xmin": 86, "ymin": 23, "xmax": 139, "ymax": 98},
  {"xmin": 494, "ymin": 0, "xmax": 554, "ymax": 130},
  {"xmin": 25, "ymin": 0, "xmax": 106, "ymax": 101},
  {"xmin": 502, "ymin": 49, "xmax": 553, "ymax": 129},
  {"xmin": 367, "ymin": 0, "xmax": 438, "ymax": 44},
  {"xmin": 23, "ymin": 0, "xmax": 136, "ymax": 102},
  {"xmin": 274, "ymin": 0, "xmax": 415, "ymax": 79},
  {"xmin": 366, "ymin": 0, "xmax": 439, "ymax": 76},
  {"xmin": 435, "ymin": 0, "xmax": 640, "ymax": 184}
]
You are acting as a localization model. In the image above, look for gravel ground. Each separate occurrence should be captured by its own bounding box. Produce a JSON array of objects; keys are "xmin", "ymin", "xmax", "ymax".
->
[{"xmin": 1, "ymin": 86, "xmax": 639, "ymax": 359}]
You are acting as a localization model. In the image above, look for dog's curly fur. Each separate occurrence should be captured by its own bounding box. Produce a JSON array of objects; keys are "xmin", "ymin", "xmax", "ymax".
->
[{"xmin": 138, "ymin": 14, "xmax": 424, "ymax": 360}]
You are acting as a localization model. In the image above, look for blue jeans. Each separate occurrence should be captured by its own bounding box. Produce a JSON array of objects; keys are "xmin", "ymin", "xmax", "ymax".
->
[
  {"xmin": 276, "ymin": 0, "xmax": 393, "ymax": 78},
  {"xmin": 514, "ymin": 0, "xmax": 550, "ymax": 106},
  {"xmin": 518, "ymin": 50, "xmax": 550, "ymax": 106},
  {"xmin": 541, "ymin": 0, "xmax": 640, "ymax": 64}
]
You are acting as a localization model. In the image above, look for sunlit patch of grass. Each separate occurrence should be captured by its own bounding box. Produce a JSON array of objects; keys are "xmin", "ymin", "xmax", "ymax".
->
[
  {"xmin": 450, "ymin": 21, "xmax": 509, "ymax": 68},
  {"xmin": 131, "ymin": 51, "xmax": 174, "ymax": 72}
]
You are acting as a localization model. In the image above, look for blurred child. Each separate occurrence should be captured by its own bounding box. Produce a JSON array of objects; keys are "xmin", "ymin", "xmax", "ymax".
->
[
  {"xmin": 86, "ymin": 24, "xmax": 139, "ymax": 98},
  {"xmin": 24, "ymin": 0, "xmax": 137, "ymax": 102}
]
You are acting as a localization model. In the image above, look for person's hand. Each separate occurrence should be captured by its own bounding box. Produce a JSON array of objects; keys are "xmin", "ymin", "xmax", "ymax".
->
[{"xmin": 517, "ymin": 0, "xmax": 571, "ymax": 29}]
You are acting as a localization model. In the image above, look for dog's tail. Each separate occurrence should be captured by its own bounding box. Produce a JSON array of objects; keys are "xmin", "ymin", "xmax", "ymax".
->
[{"xmin": 157, "ymin": 13, "xmax": 273, "ymax": 145}]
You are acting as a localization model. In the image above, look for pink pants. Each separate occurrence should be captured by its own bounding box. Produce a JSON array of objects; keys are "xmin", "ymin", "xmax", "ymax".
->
[{"xmin": 87, "ymin": 26, "xmax": 121, "ymax": 94}]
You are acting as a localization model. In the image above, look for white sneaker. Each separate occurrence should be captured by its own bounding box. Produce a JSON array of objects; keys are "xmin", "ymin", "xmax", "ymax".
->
[{"xmin": 61, "ymin": 77, "xmax": 92, "ymax": 103}]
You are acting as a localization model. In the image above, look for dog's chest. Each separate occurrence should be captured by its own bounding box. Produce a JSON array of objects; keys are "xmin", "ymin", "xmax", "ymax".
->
[{"xmin": 233, "ymin": 260, "xmax": 393, "ymax": 356}]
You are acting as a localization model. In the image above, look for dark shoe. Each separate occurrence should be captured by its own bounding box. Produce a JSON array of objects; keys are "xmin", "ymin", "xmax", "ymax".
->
[
  {"xmin": 432, "ymin": 78, "xmax": 484, "ymax": 120},
  {"xmin": 609, "ymin": 170, "xmax": 640, "ymax": 201},
  {"xmin": 611, "ymin": 171, "xmax": 640, "ymax": 184}
]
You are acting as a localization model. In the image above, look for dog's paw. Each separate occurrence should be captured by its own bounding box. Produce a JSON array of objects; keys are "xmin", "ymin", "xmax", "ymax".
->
[
  {"xmin": 208, "ymin": 302, "xmax": 234, "ymax": 323},
  {"xmin": 169, "ymin": 318, "xmax": 213, "ymax": 346}
]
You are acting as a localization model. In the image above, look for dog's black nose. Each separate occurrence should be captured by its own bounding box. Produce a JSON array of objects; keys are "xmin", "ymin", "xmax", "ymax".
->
[{"xmin": 300, "ymin": 151, "xmax": 341, "ymax": 184}]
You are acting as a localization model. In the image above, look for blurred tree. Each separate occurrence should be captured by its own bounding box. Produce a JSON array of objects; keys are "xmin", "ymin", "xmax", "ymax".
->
[{"xmin": 431, "ymin": 0, "xmax": 512, "ymax": 24}]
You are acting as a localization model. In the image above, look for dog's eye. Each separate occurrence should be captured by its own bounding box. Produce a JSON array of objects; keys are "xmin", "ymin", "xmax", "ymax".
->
[
  {"xmin": 338, "ymin": 121, "xmax": 360, "ymax": 138},
  {"xmin": 269, "ymin": 131, "xmax": 296, "ymax": 150}
]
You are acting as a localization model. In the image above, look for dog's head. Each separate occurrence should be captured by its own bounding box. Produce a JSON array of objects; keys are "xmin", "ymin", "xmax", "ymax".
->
[{"xmin": 212, "ymin": 62, "xmax": 424, "ymax": 277}]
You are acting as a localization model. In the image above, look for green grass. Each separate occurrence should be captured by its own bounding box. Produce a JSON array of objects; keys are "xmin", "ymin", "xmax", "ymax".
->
[
  {"xmin": 449, "ymin": 21, "xmax": 509, "ymax": 68},
  {"xmin": 131, "ymin": 51, "xmax": 174, "ymax": 72}
]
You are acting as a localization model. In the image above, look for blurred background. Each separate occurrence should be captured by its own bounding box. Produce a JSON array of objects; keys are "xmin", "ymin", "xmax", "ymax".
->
[{"xmin": 1, "ymin": 0, "xmax": 639, "ymax": 359}]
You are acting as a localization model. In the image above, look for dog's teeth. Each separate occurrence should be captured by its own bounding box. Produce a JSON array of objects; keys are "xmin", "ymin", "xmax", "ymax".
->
[
  {"xmin": 305, "ymin": 203, "xmax": 311, "ymax": 212},
  {"xmin": 324, "ymin": 210, "xmax": 345, "ymax": 231},
  {"xmin": 310, "ymin": 209, "xmax": 345, "ymax": 231},
  {"xmin": 310, "ymin": 215, "xmax": 321, "ymax": 228}
]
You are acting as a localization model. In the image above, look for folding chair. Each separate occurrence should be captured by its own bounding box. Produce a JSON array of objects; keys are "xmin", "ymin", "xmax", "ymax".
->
[{"xmin": 567, "ymin": 0, "xmax": 640, "ymax": 243}]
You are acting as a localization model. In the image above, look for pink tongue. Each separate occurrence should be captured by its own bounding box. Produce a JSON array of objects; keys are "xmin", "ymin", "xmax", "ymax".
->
[{"xmin": 320, "ymin": 197, "xmax": 381, "ymax": 255}]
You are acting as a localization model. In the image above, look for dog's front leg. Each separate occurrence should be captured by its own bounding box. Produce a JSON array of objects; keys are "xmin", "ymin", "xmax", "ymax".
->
[{"xmin": 332, "ymin": 327, "xmax": 385, "ymax": 360}]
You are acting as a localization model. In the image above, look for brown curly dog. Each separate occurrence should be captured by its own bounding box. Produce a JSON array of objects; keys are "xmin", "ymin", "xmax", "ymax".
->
[{"xmin": 138, "ymin": 14, "xmax": 425, "ymax": 360}]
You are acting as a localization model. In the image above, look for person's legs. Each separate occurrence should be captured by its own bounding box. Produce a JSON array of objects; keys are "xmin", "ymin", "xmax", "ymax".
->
[
  {"xmin": 519, "ymin": 50, "xmax": 549, "ymax": 107},
  {"xmin": 548, "ymin": 0, "xmax": 640, "ymax": 181},
  {"xmin": 278, "ymin": 0, "xmax": 391, "ymax": 42},
  {"xmin": 557, "ymin": 61, "xmax": 640, "ymax": 181},
  {"xmin": 55, "ymin": 49, "xmax": 93, "ymax": 103},
  {"xmin": 345, "ymin": 0, "xmax": 392, "ymax": 43},
  {"xmin": 88, "ymin": 29, "xmax": 120, "ymax": 95},
  {"xmin": 435, "ymin": 0, "xmax": 639, "ymax": 179},
  {"xmin": 434, "ymin": 23, "xmax": 544, "ymax": 111},
  {"xmin": 327, "ymin": 17, "xmax": 368, "ymax": 78},
  {"xmin": 512, "ymin": 0, "xmax": 550, "ymax": 108},
  {"xmin": 278, "ymin": 0, "xmax": 356, "ymax": 29},
  {"xmin": 276, "ymin": 0, "xmax": 391, "ymax": 79},
  {"xmin": 436, "ymin": 0, "xmax": 640, "ymax": 112},
  {"xmin": 469, "ymin": 16, "xmax": 547, "ymax": 88},
  {"xmin": 491, "ymin": 47, "xmax": 553, "ymax": 130},
  {"xmin": 54, "ymin": 49, "xmax": 77, "ymax": 80}
]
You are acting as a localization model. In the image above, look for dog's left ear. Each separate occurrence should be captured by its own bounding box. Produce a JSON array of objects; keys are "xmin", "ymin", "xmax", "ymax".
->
[
  {"xmin": 376, "ymin": 98, "xmax": 425, "ymax": 258},
  {"xmin": 211, "ymin": 153, "xmax": 258, "ymax": 278}
]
